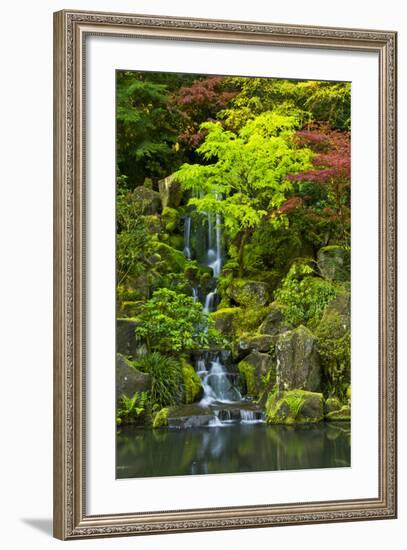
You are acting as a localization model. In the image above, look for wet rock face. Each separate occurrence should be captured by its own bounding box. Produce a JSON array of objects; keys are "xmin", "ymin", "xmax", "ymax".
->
[
  {"xmin": 275, "ymin": 325, "xmax": 321, "ymax": 392},
  {"xmin": 317, "ymin": 245, "xmax": 350, "ymax": 282},
  {"xmin": 116, "ymin": 353, "xmax": 151, "ymax": 407}
]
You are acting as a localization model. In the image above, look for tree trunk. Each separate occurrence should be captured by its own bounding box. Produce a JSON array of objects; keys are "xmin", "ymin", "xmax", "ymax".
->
[{"xmin": 238, "ymin": 229, "xmax": 250, "ymax": 277}]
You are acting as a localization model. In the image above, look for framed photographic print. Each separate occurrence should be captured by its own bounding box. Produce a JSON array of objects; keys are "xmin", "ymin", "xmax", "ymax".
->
[{"xmin": 53, "ymin": 9, "xmax": 397, "ymax": 540}]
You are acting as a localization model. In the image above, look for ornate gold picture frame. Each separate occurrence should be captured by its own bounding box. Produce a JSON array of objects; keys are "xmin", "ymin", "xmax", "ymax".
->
[{"xmin": 53, "ymin": 9, "xmax": 397, "ymax": 540}]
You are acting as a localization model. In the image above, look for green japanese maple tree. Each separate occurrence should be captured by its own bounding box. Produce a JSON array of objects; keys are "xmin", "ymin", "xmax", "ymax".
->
[{"xmin": 173, "ymin": 111, "xmax": 313, "ymax": 273}]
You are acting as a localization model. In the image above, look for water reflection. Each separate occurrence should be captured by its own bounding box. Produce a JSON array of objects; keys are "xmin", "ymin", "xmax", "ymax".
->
[{"xmin": 116, "ymin": 421, "xmax": 350, "ymax": 479}]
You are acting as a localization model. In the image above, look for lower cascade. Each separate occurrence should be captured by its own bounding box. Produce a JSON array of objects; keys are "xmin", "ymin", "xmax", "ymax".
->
[{"xmin": 184, "ymin": 204, "xmax": 265, "ymax": 427}]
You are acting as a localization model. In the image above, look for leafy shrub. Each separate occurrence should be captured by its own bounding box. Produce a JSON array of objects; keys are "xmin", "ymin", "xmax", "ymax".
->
[
  {"xmin": 274, "ymin": 261, "xmax": 336, "ymax": 327},
  {"xmin": 135, "ymin": 352, "xmax": 183, "ymax": 410},
  {"xmin": 135, "ymin": 288, "xmax": 222, "ymax": 352},
  {"xmin": 116, "ymin": 391, "xmax": 148, "ymax": 425}
]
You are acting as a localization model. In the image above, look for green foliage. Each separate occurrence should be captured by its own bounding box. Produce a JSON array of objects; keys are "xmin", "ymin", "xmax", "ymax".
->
[
  {"xmin": 134, "ymin": 352, "xmax": 183, "ymax": 409},
  {"xmin": 135, "ymin": 288, "xmax": 222, "ymax": 352},
  {"xmin": 152, "ymin": 407, "xmax": 169, "ymax": 428},
  {"xmin": 316, "ymin": 309, "xmax": 351, "ymax": 400},
  {"xmin": 116, "ymin": 71, "xmax": 184, "ymax": 186},
  {"xmin": 116, "ymin": 186, "xmax": 153, "ymax": 287},
  {"xmin": 274, "ymin": 261, "xmax": 337, "ymax": 327},
  {"xmin": 116, "ymin": 391, "xmax": 148, "ymax": 425},
  {"xmin": 182, "ymin": 361, "xmax": 202, "ymax": 404},
  {"xmin": 265, "ymin": 389, "xmax": 324, "ymax": 424},
  {"xmin": 237, "ymin": 360, "xmax": 257, "ymax": 397},
  {"xmin": 175, "ymin": 113, "xmax": 312, "ymax": 240},
  {"xmin": 221, "ymin": 77, "xmax": 350, "ymax": 131}
]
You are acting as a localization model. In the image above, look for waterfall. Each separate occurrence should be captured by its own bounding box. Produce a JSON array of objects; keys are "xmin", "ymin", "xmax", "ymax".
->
[
  {"xmin": 207, "ymin": 212, "xmax": 222, "ymax": 278},
  {"xmin": 198, "ymin": 355, "xmax": 242, "ymax": 407},
  {"xmin": 183, "ymin": 216, "xmax": 192, "ymax": 260},
  {"xmin": 182, "ymin": 192, "xmax": 249, "ymax": 425},
  {"xmin": 203, "ymin": 290, "xmax": 217, "ymax": 313}
]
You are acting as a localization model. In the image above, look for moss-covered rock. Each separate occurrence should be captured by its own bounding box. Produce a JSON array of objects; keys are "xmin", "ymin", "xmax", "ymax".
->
[
  {"xmin": 326, "ymin": 405, "xmax": 351, "ymax": 421},
  {"xmin": 265, "ymin": 389, "xmax": 324, "ymax": 424},
  {"xmin": 158, "ymin": 175, "xmax": 183, "ymax": 208},
  {"xmin": 324, "ymin": 396, "xmax": 342, "ymax": 415},
  {"xmin": 116, "ymin": 353, "xmax": 151, "ymax": 408},
  {"xmin": 182, "ymin": 361, "xmax": 203, "ymax": 404},
  {"xmin": 153, "ymin": 242, "xmax": 187, "ymax": 272},
  {"xmin": 144, "ymin": 214, "xmax": 162, "ymax": 235},
  {"xmin": 317, "ymin": 245, "xmax": 350, "ymax": 282},
  {"xmin": 237, "ymin": 350, "xmax": 274, "ymax": 398},
  {"xmin": 169, "ymin": 234, "xmax": 184, "ymax": 250},
  {"xmin": 230, "ymin": 279, "xmax": 269, "ymax": 307},
  {"xmin": 258, "ymin": 303, "xmax": 290, "ymax": 335},
  {"xmin": 162, "ymin": 206, "xmax": 180, "ymax": 232},
  {"xmin": 315, "ymin": 302, "xmax": 350, "ymax": 399},
  {"xmin": 153, "ymin": 407, "xmax": 169, "ymax": 428},
  {"xmin": 276, "ymin": 325, "xmax": 321, "ymax": 392},
  {"xmin": 234, "ymin": 334, "xmax": 275, "ymax": 359},
  {"xmin": 132, "ymin": 185, "xmax": 162, "ymax": 214},
  {"xmin": 211, "ymin": 307, "xmax": 241, "ymax": 337}
]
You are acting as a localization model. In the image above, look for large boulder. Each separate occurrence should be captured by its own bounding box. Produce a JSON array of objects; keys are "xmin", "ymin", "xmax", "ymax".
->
[
  {"xmin": 211, "ymin": 307, "xmax": 241, "ymax": 337},
  {"xmin": 132, "ymin": 186, "xmax": 162, "ymax": 214},
  {"xmin": 233, "ymin": 334, "xmax": 275, "ymax": 361},
  {"xmin": 158, "ymin": 175, "xmax": 183, "ymax": 208},
  {"xmin": 317, "ymin": 245, "xmax": 350, "ymax": 281},
  {"xmin": 258, "ymin": 303, "xmax": 290, "ymax": 335},
  {"xmin": 265, "ymin": 390, "xmax": 324, "ymax": 424},
  {"xmin": 116, "ymin": 319, "xmax": 147, "ymax": 357},
  {"xmin": 116, "ymin": 353, "xmax": 151, "ymax": 407},
  {"xmin": 230, "ymin": 279, "xmax": 269, "ymax": 307},
  {"xmin": 237, "ymin": 350, "xmax": 274, "ymax": 398},
  {"xmin": 275, "ymin": 325, "xmax": 320, "ymax": 391}
]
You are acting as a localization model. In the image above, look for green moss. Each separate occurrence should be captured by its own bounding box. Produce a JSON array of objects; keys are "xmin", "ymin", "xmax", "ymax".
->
[
  {"xmin": 230, "ymin": 279, "xmax": 269, "ymax": 307},
  {"xmin": 169, "ymin": 234, "xmax": 184, "ymax": 250},
  {"xmin": 182, "ymin": 362, "xmax": 202, "ymax": 404},
  {"xmin": 153, "ymin": 242, "xmax": 186, "ymax": 272},
  {"xmin": 326, "ymin": 405, "xmax": 351, "ymax": 421},
  {"xmin": 324, "ymin": 396, "xmax": 342, "ymax": 415},
  {"xmin": 316, "ymin": 309, "xmax": 350, "ymax": 400},
  {"xmin": 211, "ymin": 307, "xmax": 241, "ymax": 337},
  {"xmin": 118, "ymin": 301, "xmax": 143, "ymax": 318},
  {"xmin": 162, "ymin": 207, "xmax": 180, "ymax": 232},
  {"xmin": 153, "ymin": 407, "xmax": 169, "ymax": 428},
  {"xmin": 237, "ymin": 360, "xmax": 257, "ymax": 396},
  {"xmin": 265, "ymin": 389, "xmax": 324, "ymax": 425},
  {"xmin": 234, "ymin": 306, "xmax": 270, "ymax": 336}
]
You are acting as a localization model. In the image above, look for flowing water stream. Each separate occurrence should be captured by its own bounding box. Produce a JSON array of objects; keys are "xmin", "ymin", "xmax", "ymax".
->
[{"xmin": 183, "ymin": 202, "xmax": 262, "ymax": 425}]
